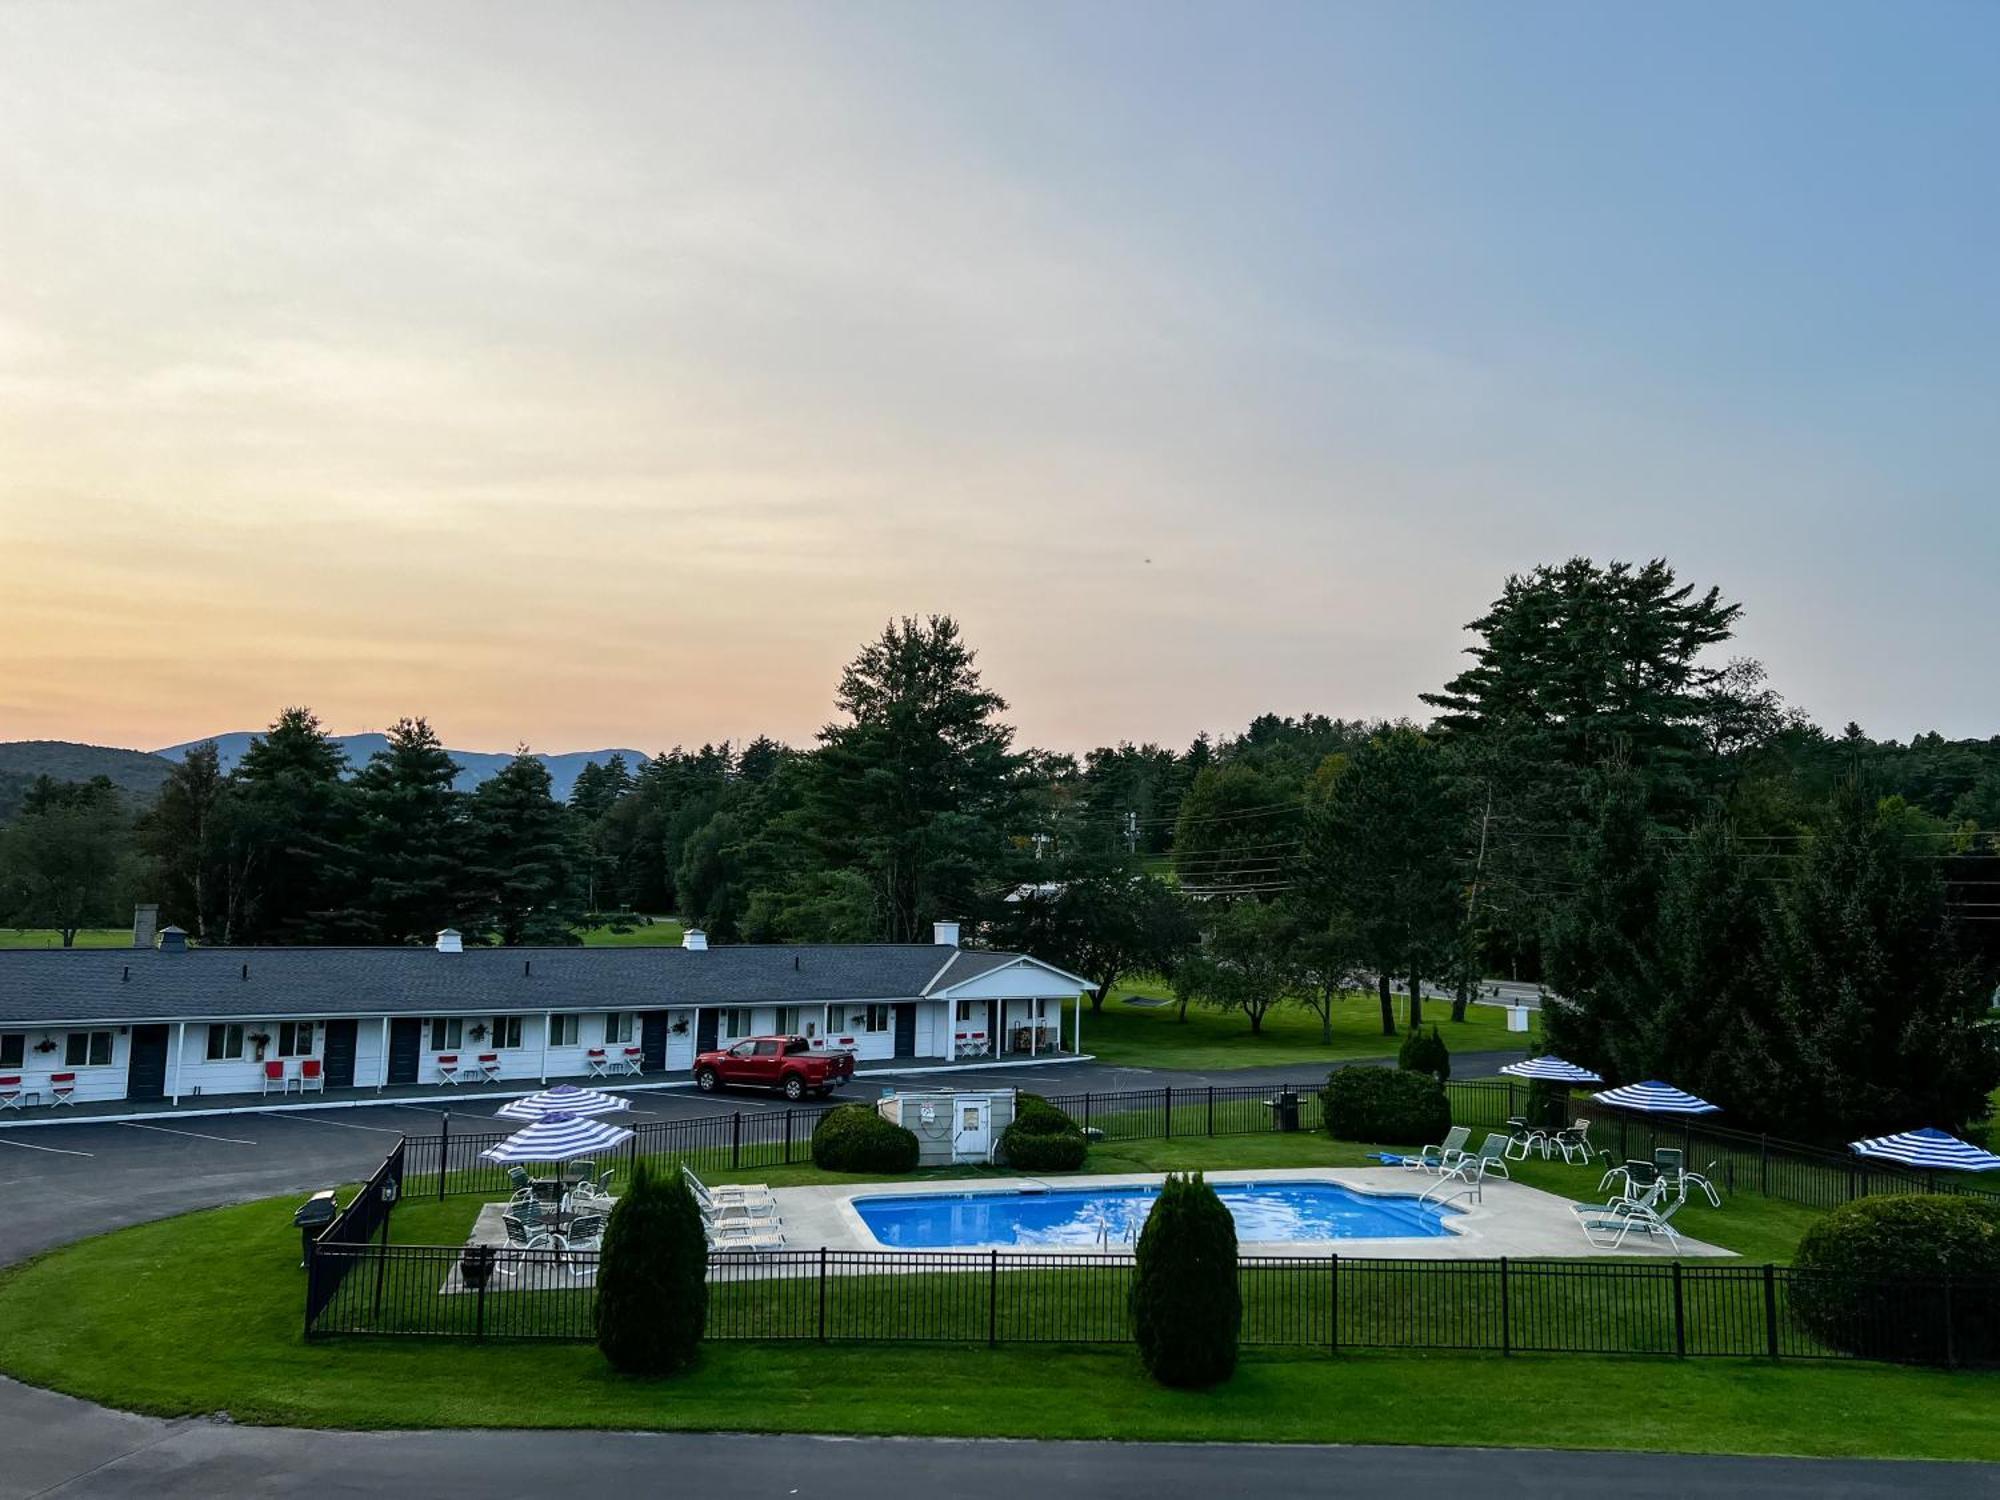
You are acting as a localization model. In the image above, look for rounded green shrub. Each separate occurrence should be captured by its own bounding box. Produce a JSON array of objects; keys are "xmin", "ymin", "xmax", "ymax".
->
[
  {"xmin": 810, "ymin": 1104, "xmax": 921, "ymax": 1173},
  {"xmin": 1790, "ymin": 1194, "xmax": 2000, "ymax": 1364},
  {"xmin": 594, "ymin": 1162, "xmax": 708, "ymax": 1375},
  {"xmin": 1321, "ymin": 1065, "xmax": 1452, "ymax": 1145},
  {"xmin": 1011, "ymin": 1092, "xmax": 1080, "ymax": 1135},
  {"xmin": 1001, "ymin": 1092, "xmax": 1087, "ymax": 1169},
  {"xmin": 1130, "ymin": 1171, "xmax": 1240, "ymax": 1387},
  {"xmin": 1397, "ymin": 1025, "xmax": 1451, "ymax": 1082}
]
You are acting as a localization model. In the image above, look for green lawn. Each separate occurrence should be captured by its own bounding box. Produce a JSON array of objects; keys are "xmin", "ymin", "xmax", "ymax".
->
[
  {"xmin": 577, "ymin": 916, "xmax": 684, "ymax": 947},
  {"xmin": 0, "ymin": 1184, "xmax": 1993, "ymax": 1456},
  {"xmin": 0, "ymin": 927, "xmax": 134, "ymax": 948},
  {"xmin": 1081, "ymin": 977, "xmax": 1531, "ymax": 1072}
]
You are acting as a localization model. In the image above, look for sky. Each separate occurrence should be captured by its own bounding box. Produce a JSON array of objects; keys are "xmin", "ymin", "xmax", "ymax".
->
[{"xmin": 1, "ymin": 2, "xmax": 1995, "ymax": 756}]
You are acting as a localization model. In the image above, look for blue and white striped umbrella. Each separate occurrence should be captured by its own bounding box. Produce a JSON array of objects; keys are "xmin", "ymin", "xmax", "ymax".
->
[
  {"xmin": 478, "ymin": 1111, "xmax": 634, "ymax": 1163},
  {"xmin": 1591, "ymin": 1080, "xmax": 1720, "ymax": 1115},
  {"xmin": 1850, "ymin": 1127, "xmax": 2000, "ymax": 1173},
  {"xmin": 496, "ymin": 1084, "xmax": 631, "ymax": 1122},
  {"xmin": 1498, "ymin": 1056, "xmax": 1604, "ymax": 1085}
]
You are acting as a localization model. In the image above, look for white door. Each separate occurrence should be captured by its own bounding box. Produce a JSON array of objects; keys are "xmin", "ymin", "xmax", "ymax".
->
[
  {"xmin": 665, "ymin": 1010, "xmax": 697, "ymax": 1071},
  {"xmin": 952, "ymin": 1095, "xmax": 992, "ymax": 1162}
]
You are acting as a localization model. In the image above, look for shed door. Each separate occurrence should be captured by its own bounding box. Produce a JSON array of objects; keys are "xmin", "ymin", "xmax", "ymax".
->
[{"xmin": 952, "ymin": 1095, "xmax": 992, "ymax": 1161}]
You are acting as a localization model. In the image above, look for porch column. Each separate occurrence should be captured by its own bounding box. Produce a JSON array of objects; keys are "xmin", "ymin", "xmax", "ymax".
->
[
  {"xmin": 379, "ymin": 1017, "xmax": 391, "ymax": 1091},
  {"xmin": 540, "ymin": 1012, "xmax": 551, "ymax": 1083},
  {"xmin": 1073, "ymin": 992, "xmax": 1082, "ymax": 1054},
  {"xmin": 1031, "ymin": 1000, "xmax": 1039, "ymax": 1057},
  {"xmin": 170, "ymin": 1021, "xmax": 186, "ymax": 1104}
]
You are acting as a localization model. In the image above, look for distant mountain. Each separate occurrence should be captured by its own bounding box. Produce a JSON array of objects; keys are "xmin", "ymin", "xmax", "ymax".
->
[
  {"xmin": 153, "ymin": 734, "xmax": 648, "ymax": 799},
  {"xmin": 0, "ymin": 741, "xmax": 177, "ymax": 820}
]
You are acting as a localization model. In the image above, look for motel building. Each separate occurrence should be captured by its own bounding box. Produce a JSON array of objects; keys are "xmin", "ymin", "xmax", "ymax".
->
[{"xmin": 0, "ymin": 915, "xmax": 1091, "ymax": 1116}]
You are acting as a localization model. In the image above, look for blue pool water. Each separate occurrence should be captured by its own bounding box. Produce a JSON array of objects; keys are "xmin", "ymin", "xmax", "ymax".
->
[{"xmin": 854, "ymin": 1180, "xmax": 1456, "ymax": 1249}]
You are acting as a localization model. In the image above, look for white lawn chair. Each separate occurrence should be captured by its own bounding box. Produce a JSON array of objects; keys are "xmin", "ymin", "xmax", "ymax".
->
[
  {"xmin": 1419, "ymin": 1133, "xmax": 1511, "ymax": 1206},
  {"xmin": 707, "ymin": 1217, "xmax": 786, "ymax": 1251},
  {"xmin": 1550, "ymin": 1118, "xmax": 1606, "ymax": 1165},
  {"xmin": 1572, "ymin": 1194, "xmax": 1684, "ymax": 1251},
  {"xmin": 682, "ymin": 1163, "xmax": 776, "ymax": 1217},
  {"xmin": 1405, "ymin": 1126, "xmax": 1471, "ymax": 1174}
]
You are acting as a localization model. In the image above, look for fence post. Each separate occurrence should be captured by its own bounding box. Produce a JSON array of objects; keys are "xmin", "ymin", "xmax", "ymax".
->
[
  {"xmin": 818, "ymin": 1246, "xmax": 828, "ymax": 1342},
  {"xmin": 1207, "ymin": 1085, "xmax": 1215, "ymax": 1138},
  {"xmin": 438, "ymin": 1111, "xmax": 449, "ymax": 1200},
  {"xmin": 1763, "ymin": 1264, "xmax": 1779, "ymax": 1360},
  {"xmin": 1672, "ymin": 1263, "xmax": 1686, "ymax": 1357},
  {"xmin": 1163, "ymin": 1087, "xmax": 1173, "ymax": 1140},
  {"xmin": 988, "ymin": 1248, "xmax": 999, "ymax": 1347},
  {"xmin": 784, "ymin": 1109, "xmax": 794, "ymax": 1165},
  {"xmin": 1083, "ymin": 1092, "xmax": 1093, "ymax": 1134},
  {"xmin": 1499, "ymin": 1257, "xmax": 1510, "ymax": 1356},
  {"xmin": 1328, "ymin": 1253, "xmax": 1339, "ymax": 1352},
  {"xmin": 732, "ymin": 1111, "xmax": 742, "ymax": 1170}
]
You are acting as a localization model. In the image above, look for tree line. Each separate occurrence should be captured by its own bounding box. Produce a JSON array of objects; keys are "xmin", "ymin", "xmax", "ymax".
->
[{"xmin": 3, "ymin": 564, "xmax": 1996, "ymax": 1142}]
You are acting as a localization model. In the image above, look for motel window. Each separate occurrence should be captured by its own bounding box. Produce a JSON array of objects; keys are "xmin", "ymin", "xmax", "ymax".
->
[
  {"xmin": 604, "ymin": 1012, "xmax": 633, "ymax": 1045},
  {"xmin": 549, "ymin": 1015, "xmax": 580, "ymax": 1047},
  {"xmin": 777, "ymin": 1006, "xmax": 821, "ymax": 1039},
  {"xmin": 205, "ymin": 1024, "xmax": 245, "ymax": 1061},
  {"xmin": 955, "ymin": 1000, "xmax": 976, "ymax": 1023},
  {"xmin": 720, "ymin": 1008, "xmax": 753, "ymax": 1039},
  {"xmin": 429, "ymin": 1018, "xmax": 464, "ymax": 1051},
  {"xmin": 65, "ymin": 1030, "xmax": 113, "ymax": 1067},
  {"xmin": 848, "ymin": 1004, "xmax": 889, "ymax": 1033},
  {"xmin": 491, "ymin": 1017, "xmax": 524, "ymax": 1049},
  {"xmin": 0, "ymin": 1033, "xmax": 23, "ymax": 1069},
  {"xmin": 275, "ymin": 1021, "xmax": 314, "ymax": 1057}
]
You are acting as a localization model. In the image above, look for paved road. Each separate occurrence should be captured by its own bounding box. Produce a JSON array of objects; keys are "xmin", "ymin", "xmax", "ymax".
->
[
  {"xmin": 8, "ymin": 1382, "xmax": 1992, "ymax": 1500},
  {"xmin": 9, "ymin": 1054, "xmax": 1990, "ymax": 1499}
]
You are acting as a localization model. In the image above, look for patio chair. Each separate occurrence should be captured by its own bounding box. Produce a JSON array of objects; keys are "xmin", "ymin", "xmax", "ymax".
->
[
  {"xmin": 682, "ymin": 1163, "xmax": 778, "ymax": 1220},
  {"xmin": 299, "ymin": 1057, "xmax": 325, "ymax": 1093},
  {"xmin": 48, "ymin": 1072, "xmax": 76, "ymax": 1107},
  {"xmin": 569, "ymin": 1169, "xmax": 616, "ymax": 1210},
  {"xmin": 1598, "ymin": 1159, "xmax": 1662, "ymax": 1201},
  {"xmin": 505, "ymin": 1165, "xmax": 537, "ymax": 1206},
  {"xmin": 0, "ymin": 1076, "xmax": 24, "ymax": 1113},
  {"xmin": 477, "ymin": 1054, "xmax": 501, "ymax": 1083},
  {"xmin": 1654, "ymin": 1148, "xmax": 1723, "ymax": 1208},
  {"xmin": 1502, "ymin": 1116, "xmax": 1550, "ymax": 1161},
  {"xmin": 261, "ymin": 1060, "xmax": 288, "ymax": 1095},
  {"xmin": 1572, "ymin": 1194, "xmax": 1684, "ymax": 1251},
  {"xmin": 564, "ymin": 1213, "xmax": 608, "ymax": 1252},
  {"xmin": 1550, "ymin": 1118, "xmax": 1604, "ymax": 1165},
  {"xmin": 620, "ymin": 1047, "xmax": 644, "ymax": 1075},
  {"xmin": 585, "ymin": 1048, "xmax": 611, "ymax": 1078},
  {"xmin": 706, "ymin": 1217, "xmax": 786, "ymax": 1252},
  {"xmin": 436, "ymin": 1054, "xmax": 460, "ymax": 1085},
  {"xmin": 501, "ymin": 1211, "xmax": 561, "ymax": 1253},
  {"xmin": 1404, "ymin": 1125, "xmax": 1471, "ymax": 1174},
  {"xmin": 1419, "ymin": 1133, "xmax": 1511, "ymax": 1205}
]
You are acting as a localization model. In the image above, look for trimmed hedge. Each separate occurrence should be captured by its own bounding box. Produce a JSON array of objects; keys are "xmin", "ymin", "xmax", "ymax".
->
[
  {"xmin": 1130, "ymin": 1172, "xmax": 1240, "ymax": 1387},
  {"xmin": 1002, "ymin": 1092, "xmax": 1087, "ymax": 1170},
  {"xmin": 811, "ymin": 1104, "xmax": 921, "ymax": 1174},
  {"xmin": 1321, "ymin": 1065, "xmax": 1451, "ymax": 1145},
  {"xmin": 1396, "ymin": 1025, "xmax": 1451, "ymax": 1082},
  {"xmin": 1790, "ymin": 1194, "xmax": 2000, "ymax": 1364}
]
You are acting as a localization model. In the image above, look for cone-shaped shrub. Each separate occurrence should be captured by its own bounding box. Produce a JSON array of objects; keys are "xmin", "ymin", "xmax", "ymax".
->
[
  {"xmin": 1397, "ymin": 1024, "xmax": 1451, "ymax": 1082},
  {"xmin": 1129, "ymin": 1171, "xmax": 1240, "ymax": 1387},
  {"xmin": 594, "ymin": 1161, "xmax": 708, "ymax": 1375}
]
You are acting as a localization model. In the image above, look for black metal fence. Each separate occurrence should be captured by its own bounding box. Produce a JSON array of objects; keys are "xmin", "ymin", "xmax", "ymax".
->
[
  {"xmin": 304, "ymin": 1241, "xmax": 1997, "ymax": 1366},
  {"xmin": 304, "ymin": 1139, "xmax": 406, "ymax": 1329},
  {"xmin": 397, "ymin": 1076, "xmax": 1998, "ymax": 1217}
]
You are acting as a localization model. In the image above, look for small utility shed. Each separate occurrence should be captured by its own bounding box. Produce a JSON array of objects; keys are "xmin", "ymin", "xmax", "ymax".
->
[{"xmin": 878, "ymin": 1088, "xmax": 1019, "ymax": 1165}]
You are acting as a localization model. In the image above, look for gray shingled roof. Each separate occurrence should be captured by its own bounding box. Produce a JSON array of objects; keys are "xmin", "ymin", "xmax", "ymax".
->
[{"xmin": 0, "ymin": 943, "xmax": 1037, "ymax": 1027}]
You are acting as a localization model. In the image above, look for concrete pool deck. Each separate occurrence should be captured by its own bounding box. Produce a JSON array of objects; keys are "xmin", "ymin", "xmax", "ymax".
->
[{"xmin": 768, "ymin": 1167, "xmax": 1732, "ymax": 1260}]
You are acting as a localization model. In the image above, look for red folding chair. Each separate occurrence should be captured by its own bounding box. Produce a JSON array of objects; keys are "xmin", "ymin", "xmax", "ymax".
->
[
  {"xmin": 0, "ymin": 1076, "xmax": 24, "ymax": 1112},
  {"xmin": 48, "ymin": 1072, "xmax": 77, "ymax": 1107},
  {"xmin": 621, "ymin": 1046, "xmax": 643, "ymax": 1076},
  {"xmin": 477, "ymin": 1053, "xmax": 501, "ymax": 1083},
  {"xmin": 436, "ymin": 1053, "xmax": 460, "ymax": 1085},
  {"xmin": 585, "ymin": 1048, "xmax": 610, "ymax": 1078}
]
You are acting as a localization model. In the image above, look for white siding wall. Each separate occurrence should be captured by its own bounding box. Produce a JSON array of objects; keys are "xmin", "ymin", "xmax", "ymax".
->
[{"xmin": 12, "ymin": 1027, "xmax": 131, "ymax": 1104}]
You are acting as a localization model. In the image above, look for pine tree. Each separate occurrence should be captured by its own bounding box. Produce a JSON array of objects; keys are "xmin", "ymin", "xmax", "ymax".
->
[
  {"xmin": 225, "ymin": 707, "xmax": 357, "ymax": 942},
  {"xmin": 470, "ymin": 752, "xmax": 584, "ymax": 944},
  {"xmin": 345, "ymin": 718, "xmax": 470, "ymax": 943}
]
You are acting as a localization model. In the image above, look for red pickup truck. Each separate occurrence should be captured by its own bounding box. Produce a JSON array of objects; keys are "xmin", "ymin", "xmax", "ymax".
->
[{"xmin": 693, "ymin": 1035, "xmax": 854, "ymax": 1101}]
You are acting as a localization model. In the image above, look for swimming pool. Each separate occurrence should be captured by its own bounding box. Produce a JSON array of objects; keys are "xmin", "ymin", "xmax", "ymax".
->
[{"xmin": 852, "ymin": 1179, "xmax": 1458, "ymax": 1249}]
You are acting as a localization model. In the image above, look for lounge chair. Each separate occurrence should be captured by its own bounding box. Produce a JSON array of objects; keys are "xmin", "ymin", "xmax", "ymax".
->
[
  {"xmin": 706, "ymin": 1217, "xmax": 786, "ymax": 1252},
  {"xmin": 1405, "ymin": 1126, "xmax": 1471, "ymax": 1174},
  {"xmin": 1572, "ymin": 1194, "xmax": 1684, "ymax": 1250},
  {"xmin": 1419, "ymin": 1133, "xmax": 1511, "ymax": 1205},
  {"xmin": 682, "ymin": 1163, "xmax": 776, "ymax": 1216}
]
